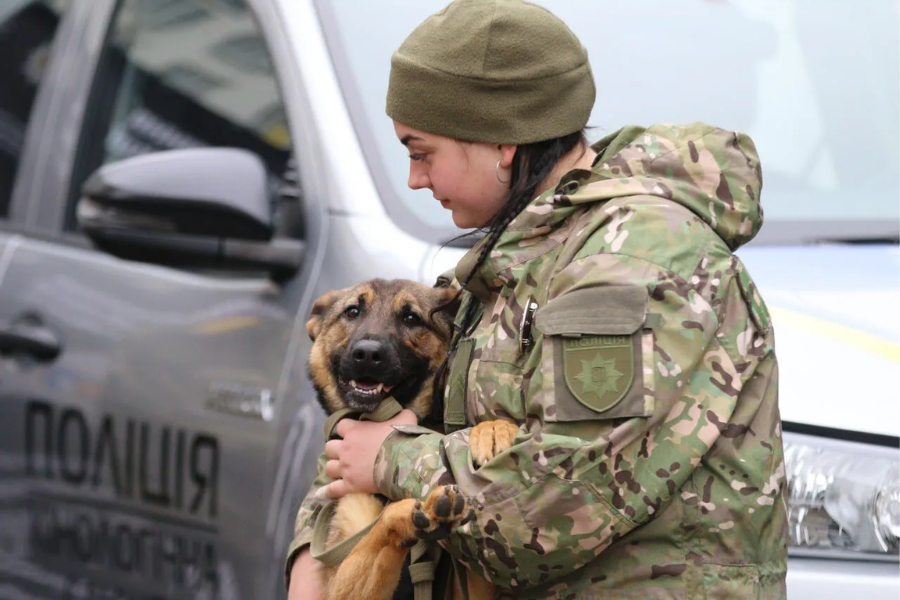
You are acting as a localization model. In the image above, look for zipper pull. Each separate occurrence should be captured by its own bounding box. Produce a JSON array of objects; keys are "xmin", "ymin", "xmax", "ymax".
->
[{"xmin": 519, "ymin": 296, "xmax": 539, "ymax": 353}]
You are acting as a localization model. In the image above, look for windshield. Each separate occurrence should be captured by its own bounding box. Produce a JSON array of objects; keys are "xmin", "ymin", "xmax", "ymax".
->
[{"xmin": 317, "ymin": 0, "xmax": 900, "ymax": 245}]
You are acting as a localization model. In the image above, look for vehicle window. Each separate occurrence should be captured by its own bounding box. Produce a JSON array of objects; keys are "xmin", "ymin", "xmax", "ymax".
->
[
  {"xmin": 66, "ymin": 0, "xmax": 299, "ymax": 236},
  {"xmin": 0, "ymin": 0, "xmax": 72, "ymax": 217},
  {"xmin": 318, "ymin": 0, "xmax": 900, "ymax": 244}
]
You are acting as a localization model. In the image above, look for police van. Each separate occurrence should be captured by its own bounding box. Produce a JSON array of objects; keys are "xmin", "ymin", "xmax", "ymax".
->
[{"xmin": 0, "ymin": 1, "xmax": 897, "ymax": 598}]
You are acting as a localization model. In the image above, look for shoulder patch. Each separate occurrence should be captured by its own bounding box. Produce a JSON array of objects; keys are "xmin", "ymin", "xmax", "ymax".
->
[{"xmin": 563, "ymin": 335, "xmax": 634, "ymax": 412}]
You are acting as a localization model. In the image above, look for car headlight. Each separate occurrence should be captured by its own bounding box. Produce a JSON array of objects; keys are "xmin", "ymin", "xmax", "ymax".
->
[{"xmin": 785, "ymin": 431, "xmax": 899, "ymax": 559}]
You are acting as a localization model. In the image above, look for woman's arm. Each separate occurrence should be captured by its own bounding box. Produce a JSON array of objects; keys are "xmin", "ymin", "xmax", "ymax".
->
[
  {"xmin": 287, "ymin": 549, "xmax": 323, "ymax": 600},
  {"xmin": 373, "ymin": 253, "xmax": 776, "ymax": 590},
  {"xmin": 284, "ymin": 451, "xmax": 331, "ymax": 590}
]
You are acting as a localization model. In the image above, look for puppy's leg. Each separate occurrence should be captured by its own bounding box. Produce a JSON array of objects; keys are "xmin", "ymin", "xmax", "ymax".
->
[
  {"xmin": 409, "ymin": 485, "xmax": 475, "ymax": 542},
  {"xmin": 469, "ymin": 420, "xmax": 518, "ymax": 466},
  {"xmin": 323, "ymin": 498, "xmax": 417, "ymax": 600},
  {"xmin": 319, "ymin": 494, "xmax": 388, "ymax": 598},
  {"xmin": 329, "ymin": 494, "xmax": 386, "ymax": 546},
  {"xmin": 324, "ymin": 486, "xmax": 475, "ymax": 600}
]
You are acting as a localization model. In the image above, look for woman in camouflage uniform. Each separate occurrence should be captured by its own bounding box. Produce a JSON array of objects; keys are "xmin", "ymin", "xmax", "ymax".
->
[{"xmin": 288, "ymin": 1, "xmax": 788, "ymax": 598}]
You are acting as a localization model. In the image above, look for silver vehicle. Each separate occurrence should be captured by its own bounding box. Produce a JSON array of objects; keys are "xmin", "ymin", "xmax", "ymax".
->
[{"xmin": 0, "ymin": 1, "xmax": 897, "ymax": 598}]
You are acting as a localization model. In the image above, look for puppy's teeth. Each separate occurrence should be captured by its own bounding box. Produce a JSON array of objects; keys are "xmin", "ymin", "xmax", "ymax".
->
[
  {"xmin": 350, "ymin": 380, "xmax": 357, "ymax": 389},
  {"xmin": 376, "ymin": 383, "xmax": 384, "ymax": 394}
]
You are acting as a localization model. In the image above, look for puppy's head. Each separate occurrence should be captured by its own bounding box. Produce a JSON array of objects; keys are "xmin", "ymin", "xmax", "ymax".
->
[{"xmin": 306, "ymin": 279, "xmax": 459, "ymax": 418}]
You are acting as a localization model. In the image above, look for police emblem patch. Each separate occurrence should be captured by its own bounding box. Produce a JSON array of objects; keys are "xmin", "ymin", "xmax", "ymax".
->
[{"xmin": 562, "ymin": 335, "xmax": 634, "ymax": 412}]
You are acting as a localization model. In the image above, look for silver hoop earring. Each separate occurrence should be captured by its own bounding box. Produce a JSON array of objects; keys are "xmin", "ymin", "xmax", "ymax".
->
[{"xmin": 496, "ymin": 159, "xmax": 510, "ymax": 184}]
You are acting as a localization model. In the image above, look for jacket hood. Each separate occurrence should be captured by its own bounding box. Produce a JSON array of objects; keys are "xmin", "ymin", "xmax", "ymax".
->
[
  {"xmin": 576, "ymin": 122, "xmax": 764, "ymax": 250},
  {"xmin": 455, "ymin": 122, "xmax": 764, "ymax": 293}
]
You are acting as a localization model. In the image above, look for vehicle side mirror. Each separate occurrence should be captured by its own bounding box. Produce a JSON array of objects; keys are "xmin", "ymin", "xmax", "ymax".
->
[{"xmin": 76, "ymin": 148, "xmax": 303, "ymax": 281}]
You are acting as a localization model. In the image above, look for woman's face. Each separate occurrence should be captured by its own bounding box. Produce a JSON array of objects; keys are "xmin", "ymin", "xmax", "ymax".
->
[{"xmin": 393, "ymin": 121, "xmax": 516, "ymax": 229}]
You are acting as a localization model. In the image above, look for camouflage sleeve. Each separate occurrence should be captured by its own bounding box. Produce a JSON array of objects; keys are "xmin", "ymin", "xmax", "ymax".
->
[
  {"xmin": 375, "ymin": 252, "xmax": 755, "ymax": 592},
  {"xmin": 284, "ymin": 451, "xmax": 332, "ymax": 588}
]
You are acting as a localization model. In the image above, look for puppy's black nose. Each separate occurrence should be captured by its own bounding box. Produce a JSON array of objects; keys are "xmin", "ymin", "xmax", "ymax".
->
[{"xmin": 351, "ymin": 340, "xmax": 384, "ymax": 368}]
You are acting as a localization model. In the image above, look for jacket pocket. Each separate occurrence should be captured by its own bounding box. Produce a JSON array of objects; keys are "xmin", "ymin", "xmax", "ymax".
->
[
  {"xmin": 534, "ymin": 286, "xmax": 656, "ymax": 422},
  {"xmin": 466, "ymin": 304, "xmax": 528, "ymax": 423}
]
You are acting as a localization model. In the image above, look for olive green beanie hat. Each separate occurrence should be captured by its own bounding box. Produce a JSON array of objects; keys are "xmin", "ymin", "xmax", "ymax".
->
[{"xmin": 386, "ymin": 0, "xmax": 595, "ymax": 145}]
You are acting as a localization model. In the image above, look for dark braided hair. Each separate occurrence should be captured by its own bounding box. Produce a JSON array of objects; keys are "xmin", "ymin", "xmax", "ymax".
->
[{"xmin": 430, "ymin": 129, "xmax": 587, "ymax": 421}]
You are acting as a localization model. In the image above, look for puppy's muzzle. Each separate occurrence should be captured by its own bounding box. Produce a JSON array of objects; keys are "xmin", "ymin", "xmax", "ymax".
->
[{"xmin": 351, "ymin": 339, "xmax": 386, "ymax": 371}]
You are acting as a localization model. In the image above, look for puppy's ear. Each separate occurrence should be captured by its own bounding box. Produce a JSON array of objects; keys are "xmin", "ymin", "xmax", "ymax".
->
[
  {"xmin": 429, "ymin": 287, "xmax": 461, "ymax": 334},
  {"xmin": 306, "ymin": 289, "xmax": 341, "ymax": 341},
  {"xmin": 436, "ymin": 287, "xmax": 462, "ymax": 318}
]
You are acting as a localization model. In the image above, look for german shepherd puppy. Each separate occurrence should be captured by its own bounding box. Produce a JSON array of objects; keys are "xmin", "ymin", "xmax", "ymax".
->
[{"xmin": 306, "ymin": 279, "xmax": 509, "ymax": 600}]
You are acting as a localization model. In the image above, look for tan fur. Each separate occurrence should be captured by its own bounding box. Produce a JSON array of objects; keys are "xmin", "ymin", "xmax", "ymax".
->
[
  {"xmin": 306, "ymin": 280, "xmax": 457, "ymax": 420},
  {"xmin": 321, "ymin": 487, "xmax": 480, "ymax": 600},
  {"xmin": 321, "ymin": 498, "xmax": 420, "ymax": 600},
  {"xmin": 328, "ymin": 494, "xmax": 386, "ymax": 547},
  {"xmin": 391, "ymin": 290, "xmax": 421, "ymax": 315},
  {"xmin": 470, "ymin": 421, "xmax": 519, "ymax": 467},
  {"xmin": 307, "ymin": 341, "xmax": 343, "ymax": 414},
  {"xmin": 307, "ymin": 280, "xmax": 502, "ymax": 599}
]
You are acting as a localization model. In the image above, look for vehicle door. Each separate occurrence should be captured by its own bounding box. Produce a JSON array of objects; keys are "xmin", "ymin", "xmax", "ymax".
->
[
  {"xmin": 0, "ymin": 1, "xmax": 325, "ymax": 598},
  {"xmin": 0, "ymin": 0, "xmax": 71, "ymax": 291},
  {"xmin": 0, "ymin": 0, "xmax": 78, "ymax": 596}
]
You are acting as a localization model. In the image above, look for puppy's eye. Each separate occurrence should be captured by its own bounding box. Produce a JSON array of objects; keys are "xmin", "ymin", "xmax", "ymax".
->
[
  {"xmin": 344, "ymin": 306, "xmax": 360, "ymax": 319},
  {"xmin": 402, "ymin": 312, "xmax": 422, "ymax": 326}
]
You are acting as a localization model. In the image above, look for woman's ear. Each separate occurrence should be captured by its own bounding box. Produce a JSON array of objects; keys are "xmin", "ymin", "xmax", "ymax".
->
[{"xmin": 498, "ymin": 144, "xmax": 517, "ymax": 169}]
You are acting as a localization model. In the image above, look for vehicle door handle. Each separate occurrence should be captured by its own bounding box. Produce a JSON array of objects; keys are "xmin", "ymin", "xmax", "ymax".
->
[{"xmin": 0, "ymin": 316, "xmax": 63, "ymax": 362}]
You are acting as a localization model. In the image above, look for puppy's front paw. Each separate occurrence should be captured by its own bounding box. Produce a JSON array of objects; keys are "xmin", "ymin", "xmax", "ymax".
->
[
  {"xmin": 411, "ymin": 485, "xmax": 474, "ymax": 542},
  {"xmin": 469, "ymin": 420, "xmax": 518, "ymax": 466}
]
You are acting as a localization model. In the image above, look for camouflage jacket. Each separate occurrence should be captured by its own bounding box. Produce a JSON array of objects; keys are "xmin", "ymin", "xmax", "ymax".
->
[{"xmin": 370, "ymin": 123, "xmax": 789, "ymax": 598}]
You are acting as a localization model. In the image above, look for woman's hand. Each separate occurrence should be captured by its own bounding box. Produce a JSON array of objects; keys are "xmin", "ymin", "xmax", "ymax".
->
[{"xmin": 323, "ymin": 410, "xmax": 417, "ymax": 498}]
